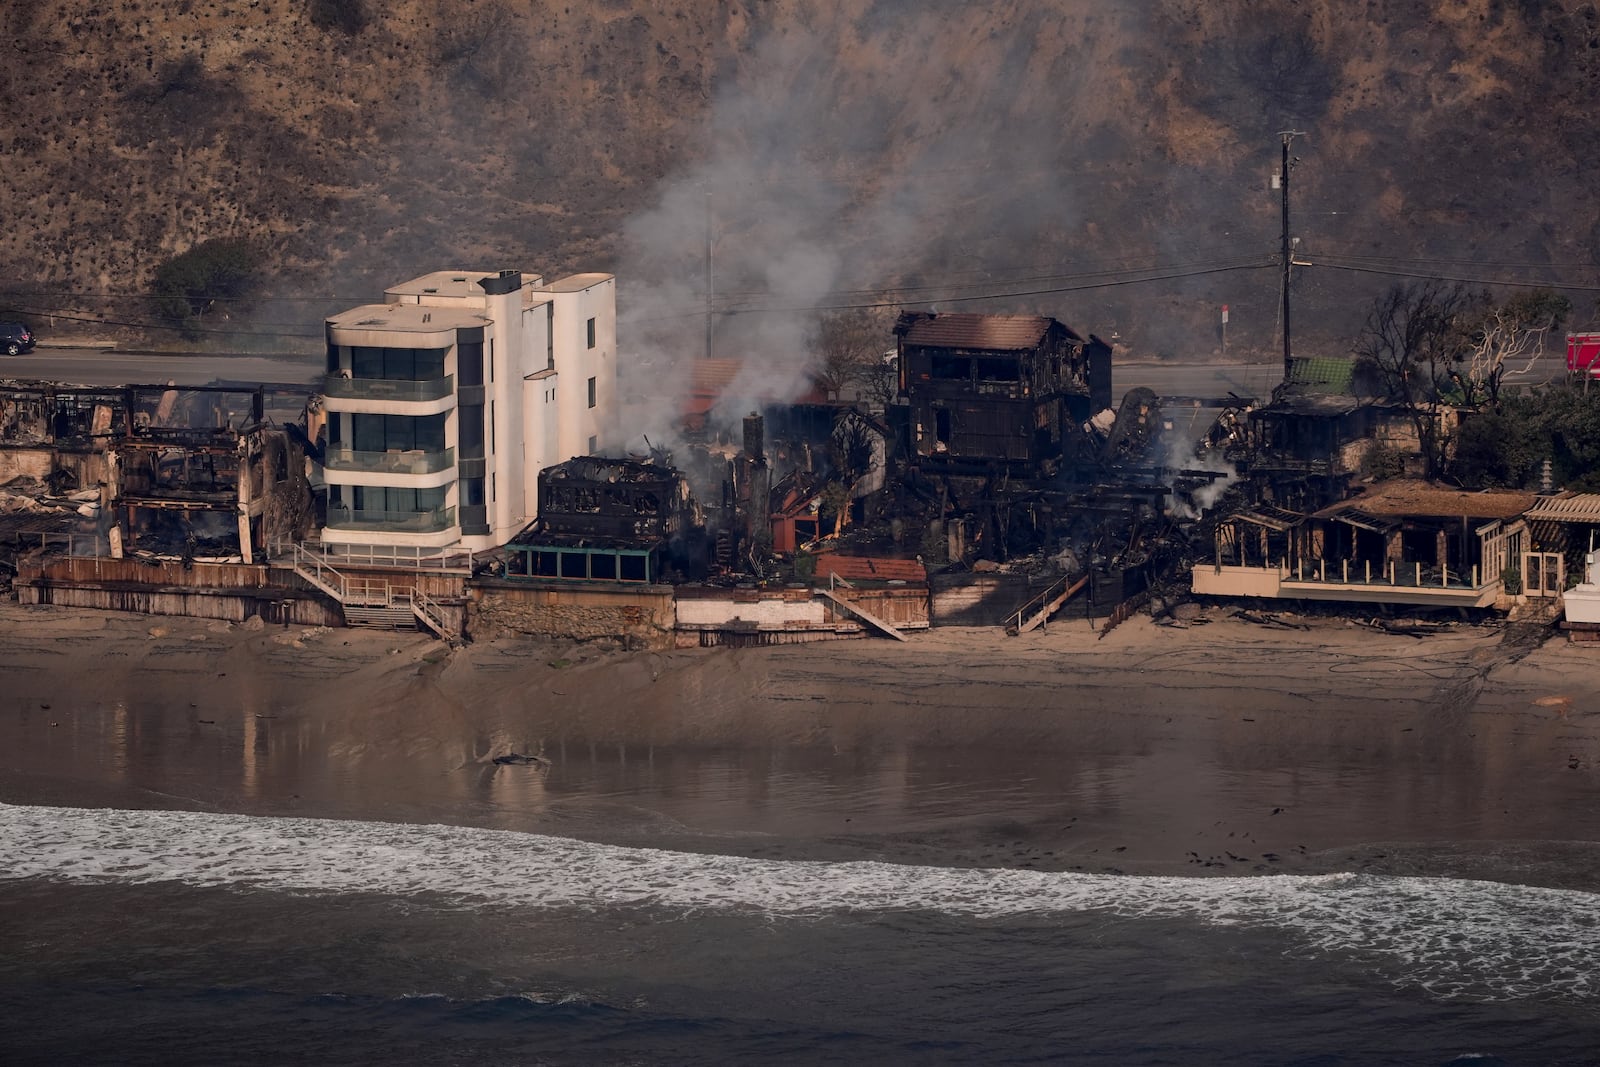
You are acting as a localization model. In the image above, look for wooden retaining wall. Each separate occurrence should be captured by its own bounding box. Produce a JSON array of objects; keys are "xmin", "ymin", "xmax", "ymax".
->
[
  {"xmin": 10, "ymin": 556, "xmax": 926, "ymax": 644},
  {"xmin": 16, "ymin": 555, "xmax": 339, "ymax": 625},
  {"xmin": 834, "ymin": 587, "xmax": 930, "ymax": 630},
  {"xmin": 929, "ymin": 572, "xmax": 1039, "ymax": 626}
]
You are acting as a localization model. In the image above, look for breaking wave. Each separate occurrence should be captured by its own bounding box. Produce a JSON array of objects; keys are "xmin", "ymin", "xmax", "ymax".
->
[{"xmin": 3, "ymin": 803, "xmax": 1597, "ymax": 1002}]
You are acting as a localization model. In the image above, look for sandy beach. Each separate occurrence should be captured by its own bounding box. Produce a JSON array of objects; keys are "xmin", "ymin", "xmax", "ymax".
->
[{"xmin": 2, "ymin": 601, "xmax": 1597, "ymax": 889}]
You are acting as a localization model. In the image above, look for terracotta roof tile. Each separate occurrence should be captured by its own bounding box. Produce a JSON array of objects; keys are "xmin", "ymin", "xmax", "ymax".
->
[
  {"xmin": 1324, "ymin": 480, "xmax": 1536, "ymax": 521},
  {"xmin": 900, "ymin": 313, "xmax": 1056, "ymax": 350},
  {"xmin": 814, "ymin": 553, "xmax": 927, "ymax": 584}
]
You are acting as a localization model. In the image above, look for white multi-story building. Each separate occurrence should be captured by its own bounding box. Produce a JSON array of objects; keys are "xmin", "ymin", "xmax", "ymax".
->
[{"xmin": 319, "ymin": 269, "xmax": 616, "ymax": 553}]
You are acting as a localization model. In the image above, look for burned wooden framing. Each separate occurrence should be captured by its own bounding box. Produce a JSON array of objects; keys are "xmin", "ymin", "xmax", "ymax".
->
[
  {"xmin": 895, "ymin": 312, "xmax": 1110, "ymax": 473},
  {"xmin": 108, "ymin": 384, "xmax": 309, "ymax": 564}
]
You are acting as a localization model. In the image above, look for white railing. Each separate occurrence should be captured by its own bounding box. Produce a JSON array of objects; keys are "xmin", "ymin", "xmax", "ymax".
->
[
  {"xmin": 1280, "ymin": 557, "xmax": 1488, "ymax": 590},
  {"xmin": 316, "ymin": 542, "xmax": 474, "ymax": 573},
  {"xmin": 288, "ymin": 542, "xmax": 346, "ymax": 596},
  {"xmin": 410, "ymin": 587, "xmax": 455, "ymax": 640}
]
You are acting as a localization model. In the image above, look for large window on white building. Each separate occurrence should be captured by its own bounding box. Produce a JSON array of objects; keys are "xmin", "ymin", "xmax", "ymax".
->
[{"xmin": 348, "ymin": 346, "xmax": 447, "ymax": 381}]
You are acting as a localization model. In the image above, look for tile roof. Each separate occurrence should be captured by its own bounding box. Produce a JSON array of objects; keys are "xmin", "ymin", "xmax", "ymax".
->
[
  {"xmin": 1524, "ymin": 493, "xmax": 1600, "ymax": 524},
  {"xmin": 1323, "ymin": 480, "xmax": 1537, "ymax": 521},
  {"xmin": 814, "ymin": 553, "xmax": 927, "ymax": 584},
  {"xmin": 899, "ymin": 313, "xmax": 1056, "ymax": 350}
]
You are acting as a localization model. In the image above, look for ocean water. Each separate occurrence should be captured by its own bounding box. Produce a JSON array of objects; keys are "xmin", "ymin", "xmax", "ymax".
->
[{"xmin": 3, "ymin": 803, "xmax": 1599, "ymax": 1065}]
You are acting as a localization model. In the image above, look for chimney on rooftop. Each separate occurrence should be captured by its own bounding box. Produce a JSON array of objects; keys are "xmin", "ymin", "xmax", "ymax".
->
[
  {"xmin": 743, "ymin": 412, "xmax": 765, "ymax": 463},
  {"xmin": 477, "ymin": 269, "xmax": 522, "ymax": 296}
]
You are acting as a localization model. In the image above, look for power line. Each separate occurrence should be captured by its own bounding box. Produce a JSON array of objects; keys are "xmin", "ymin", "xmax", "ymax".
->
[
  {"xmin": 713, "ymin": 248, "xmax": 1270, "ymax": 304},
  {"xmin": 1307, "ymin": 245, "xmax": 1600, "ymax": 272},
  {"xmin": 712, "ymin": 258, "xmax": 1276, "ymax": 316},
  {"xmin": 1314, "ymin": 258, "xmax": 1600, "ymax": 292}
]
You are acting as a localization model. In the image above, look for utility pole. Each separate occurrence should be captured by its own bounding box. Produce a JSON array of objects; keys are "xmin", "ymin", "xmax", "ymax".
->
[
  {"xmin": 704, "ymin": 189, "xmax": 715, "ymax": 361},
  {"xmin": 1278, "ymin": 131, "xmax": 1304, "ymax": 383}
]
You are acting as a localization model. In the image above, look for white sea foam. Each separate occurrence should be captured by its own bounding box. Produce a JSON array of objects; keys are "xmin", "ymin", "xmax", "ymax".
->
[{"xmin": 2, "ymin": 803, "xmax": 1596, "ymax": 1001}]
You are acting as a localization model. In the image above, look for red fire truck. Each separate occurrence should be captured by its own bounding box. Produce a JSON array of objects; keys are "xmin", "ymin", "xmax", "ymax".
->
[{"xmin": 1567, "ymin": 333, "xmax": 1600, "ymax": 376}]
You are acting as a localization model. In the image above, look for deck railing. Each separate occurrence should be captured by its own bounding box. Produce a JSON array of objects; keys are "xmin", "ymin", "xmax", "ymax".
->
[
  {"xmin": 324, "ymin": 505, "xmax": 457, "ymax": 534},
  {"xmin": 1278, "ymin": 557, "xmax": 1489, "ymax": 590},
  {"xmin": 322, "ymin": 375, "xmax": 454, "ymax": 403},
  {"xmin": 323, "ymin": 446, "xmax": 455, "ymax": 475}
]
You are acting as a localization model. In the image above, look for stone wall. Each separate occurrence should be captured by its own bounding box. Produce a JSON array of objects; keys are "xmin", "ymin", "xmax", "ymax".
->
[{"xmin": 468, "ymin": 580, "xmax": 676, "ymax": 649}]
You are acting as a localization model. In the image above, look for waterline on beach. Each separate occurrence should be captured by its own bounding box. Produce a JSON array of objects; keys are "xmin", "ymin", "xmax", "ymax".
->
[{"xmin": 4, "ymin": 802, "xmax": 1596, "ymax": 1003}]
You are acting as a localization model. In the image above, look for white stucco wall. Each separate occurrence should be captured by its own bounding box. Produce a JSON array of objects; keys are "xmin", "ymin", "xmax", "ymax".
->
[{"xmin": 674, "ymin": 597, "xmax": 828, "ymax": 628}]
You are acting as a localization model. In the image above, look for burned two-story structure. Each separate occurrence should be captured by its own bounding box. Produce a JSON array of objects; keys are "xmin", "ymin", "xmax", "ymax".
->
[
  {"xmin": 1222, "ymin": 357, "xmax": 1419, "ymax": 513},
  {"xmin": 895, "ymin": 312, "xmax": 1111, "ymax": 473},
  {"xmin": 501, "ymin": 456, "xmax": 707, "ymax": 583},
  {"xmin": 108, "ymin": 384, "xmax": 312, "ymax": 564}
]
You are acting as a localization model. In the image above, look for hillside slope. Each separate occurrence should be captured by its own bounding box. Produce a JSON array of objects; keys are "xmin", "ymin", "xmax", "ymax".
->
[{"xmin": 2, "ymin": 0, "xmax": 1597, "ymax": 356}]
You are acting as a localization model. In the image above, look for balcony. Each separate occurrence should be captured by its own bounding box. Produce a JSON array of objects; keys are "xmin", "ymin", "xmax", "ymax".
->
[
  {"xmin": 324, "ymin": 447, "xmax": 456, "ymax": 476},
  {"xmin": 323, "ymin": 375, "xmax": 454, "ymax": 403},
  {"xmin": 325, "ymin": 505, "xmax": 457, "ymax": 534}
]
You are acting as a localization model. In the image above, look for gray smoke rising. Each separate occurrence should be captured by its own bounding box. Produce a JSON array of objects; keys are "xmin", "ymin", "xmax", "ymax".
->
[
  {"xmin": 616, "ymin": 2, "xmax": 1149, "ymax": 453},
  {"xmin": 1161, "ymin": 414, "xmax": 1237, "ymax": 520}
]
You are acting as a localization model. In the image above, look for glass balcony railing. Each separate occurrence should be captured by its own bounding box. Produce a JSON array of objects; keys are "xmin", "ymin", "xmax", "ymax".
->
[
  {"xmin": 325, "ymin": 505, "xmax": 457, "ymax": 534},
  {"xmin": 323, "ymin": 446, "xmax": 456, "ymax": 475},
  {"xmin": 323, "ymin": 375, "xmax": 454, "ymax": 402}
]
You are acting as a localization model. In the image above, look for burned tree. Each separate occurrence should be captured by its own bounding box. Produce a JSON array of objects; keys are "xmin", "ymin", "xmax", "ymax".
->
[
  {"xmin": 1353, "ymin": 281, "xmax": 1474, "ymax": 479},
  {"xmin": 810, "ymin": 308, "xmax": 891, "ymax": 405},
  {"xmin": 1451, "ymin": 289, "xmax": 1570, "ymax": 412}
]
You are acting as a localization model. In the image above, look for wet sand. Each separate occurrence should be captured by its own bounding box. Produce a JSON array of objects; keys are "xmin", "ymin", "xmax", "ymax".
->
[{"xmin": 2, "ymin": 601, "xmax": 1597, "ymax": 888}]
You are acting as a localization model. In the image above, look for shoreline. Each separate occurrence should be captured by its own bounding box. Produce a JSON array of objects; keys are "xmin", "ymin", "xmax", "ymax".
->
[{"xmin": 2, "ymin": 601, "xmax": 1598, "ymax": 890}]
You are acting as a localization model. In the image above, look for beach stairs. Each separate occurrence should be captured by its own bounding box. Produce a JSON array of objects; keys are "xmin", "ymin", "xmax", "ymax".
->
[
  {"xmin": 286, "ymin": 543, "xmax": 459, "ymax": 640},
  {"xmin": 409, "ymin": 588, "xmax": 458, "ymax": 644},
  {"xmin": 1508, "ymin": 598, "xmax": 1564, "ymax": 626},
  {"xmin": 1005, "ymin": 573, "xmax": 1088, "ymax": 635},
  {"xmin": 816, "ymin": 586, "xmax": 908, "ymax": 641}
]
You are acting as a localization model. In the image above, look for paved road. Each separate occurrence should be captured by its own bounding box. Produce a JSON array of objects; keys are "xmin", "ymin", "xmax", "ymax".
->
[
  {"xmin": 4, "ymin": 346, "xmax": 1575, "ymax": 401},
  {"xmin": 3, "ymin": 346, "xmax": 321, "ymax": 387}
]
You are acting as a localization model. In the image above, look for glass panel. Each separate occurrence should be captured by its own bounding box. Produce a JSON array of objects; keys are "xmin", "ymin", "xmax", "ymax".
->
[
  {"xmin": 323, "ymin": 447, "xmax": 455, "ymax": 475},
  {"xmin": 343, "ymin": 347, "xmax": 448, "ymax": 381},
  {"xmin": 323, "ymin": 376, "xmax": 454, "ymax": 402},
  {"xmin": 458, "ymin": 342, "xmax": 484, "ymax": 387},
  {"xmin": 458, "ymin": 405, "xmax": 485, "ymax": 459},
  {"xmin": 324, "ymin": 504, "xmax": 456, "ymax": 533}
]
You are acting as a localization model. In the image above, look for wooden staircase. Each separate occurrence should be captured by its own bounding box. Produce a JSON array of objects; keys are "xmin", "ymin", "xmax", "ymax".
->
[
  {"xmin": 286, "ymin": 542, "xmax": 459, "ymax": 637},
  {"xmin": 817, "ymin": 587, "xmax": 908, "ymax": 641},
  {"xmin": 1005, "ymin": 573, "xmax": 1088, "ymax": 635}
]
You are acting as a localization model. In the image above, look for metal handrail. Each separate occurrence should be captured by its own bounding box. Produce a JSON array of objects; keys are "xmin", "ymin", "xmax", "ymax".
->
[{"xmin": 1007, "ymin": 572, "xmax": 1075, "ymax": 632}]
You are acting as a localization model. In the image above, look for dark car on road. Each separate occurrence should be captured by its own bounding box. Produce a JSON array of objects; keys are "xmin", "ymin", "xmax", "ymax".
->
[{"xmin": 1, "ymin": 321, "xmax": 35, "ymax": 355}]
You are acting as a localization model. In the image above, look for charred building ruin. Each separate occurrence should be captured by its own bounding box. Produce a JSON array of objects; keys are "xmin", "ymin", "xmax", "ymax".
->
[
  {"xmin": 109, "ymin": 385, "xmax": 313, "ymax": 563},
  {"xmin": 894, "ymin": 311, "xmax": 1111, "ymax": 472},
  {"xmin": 501, "ymin": 455, "xmax": 706, "ymax": 583}
]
